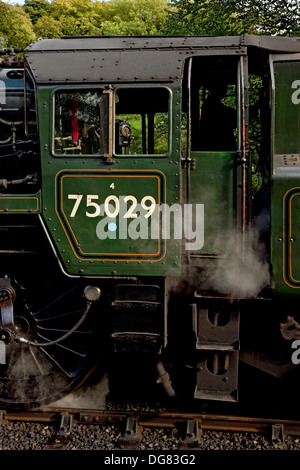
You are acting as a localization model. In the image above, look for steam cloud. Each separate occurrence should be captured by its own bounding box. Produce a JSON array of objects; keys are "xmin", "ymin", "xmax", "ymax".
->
[
  {"xmin": 202, "ymin": 227, "xmax": 271, "ymax": 298},
  {"xmin": 49, "ymin": 373, "xmax": 110, "ymax": 409}
]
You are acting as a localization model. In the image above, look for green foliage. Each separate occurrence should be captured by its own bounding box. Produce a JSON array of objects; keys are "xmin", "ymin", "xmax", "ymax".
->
[
  {"xmin": 1, "ymin": 0, "xmax": 299, "ymax": 49},
  {"xmin": 162, "ymin": 0, "xmax": 241, "ymax": 36},
  {"xmin": 1, "ymin": 0, "xmax": 170, "ymax": 42},
  {"xmin": 231, "ymin": 0, "xmax": 300, "ymax": 36},
  {"xmin": 116, "ymin": 112, "xmax": 169, "ymax": 155},
  {"xmin": 34, "ymin": 15, "xmax": 64, "ymax": 38},
  {"xmin": 153, "ymin": 113, "xmax": 169, "ymax": 154},
  {"xmin": 0, "ymin": 1, "xmax": 36, "ymax": 48},
  {"xmin": 248, "ymin": 75, "xmax": 264, "ymax": 194},
  {"xmin": 101, "ymin": 0, "xmax": 169, "ymax": 35},
  {"xmin": 17, "ymin": 0, "xmax": 169, "ymax": 41},
  {"xmin": 24, "ymin": 0, "xmax": 53, "ymax": 25},
  {"xmin": 34, "ymin": 0, "xmax": 104, "ymax": 37},
  {"xmin": 163, "ymin": 0, "xmax": 300, "ymax": 36}
]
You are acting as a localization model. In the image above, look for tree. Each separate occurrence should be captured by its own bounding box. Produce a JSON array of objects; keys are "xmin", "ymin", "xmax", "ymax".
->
[
  {"xmin": 163, "ymin": 0, "xmax": 300, "ymax": 36},
  {"xmin": 230, "ymin": 0, "xmax": 300, "ymax": 36},
  {"xmin": 23, "ymin": 0, "xmax": 53, "ymax": 25},
  {"xmin": 33, "ymin": 0, "xmax": 105, "ymax": 38},
  {"xmin": 34, "ymin": 15, "xmax": 63, "ymax": 38},
  {"xmin": 31, "ymin": 0, "xmax": 169, "ymax": 38},
  {"xmin": 100, "ymin": 0, "xmax": 169, "ymax": 36},
  {"xmin": 0, "ymin": 1, "xmax": 36, "ymax": 48},
  {"xmin": 162, "ymin": 0, "xmax": 234, "ymax": 36}
]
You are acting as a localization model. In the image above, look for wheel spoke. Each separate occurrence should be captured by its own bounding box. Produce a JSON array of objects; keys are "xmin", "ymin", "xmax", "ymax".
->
[
  {"xmin": 52, "ymin": 341, "xmax": 87, "ymax": 358},
  {"xmin": 37, "ymin": 308, "xmax": 86, "ymax": 322},
  {"xmin": 32, "ymin": 286, "xmax": 77, "ymax": 317},
  {"xmin": 37, "ymin": 326, "xmax": 91, "ymax": 335},
  {"xmin": 28, "ymin": 345, "xmax": 45, "ymax": 376},
  {"xmin": 39, "ymin": 347, "xmax": 75, "ymax": 379},
  {"xmin": 37, "ymin": 332, "xmax": 87, "ymax": 358},
  {"xmin": 0, "ymin": 277, "xmax": 97, "ymax": 409},
  {"xmin": 20, "ymin": 345, "xmax": 26, "ymax": 379}
]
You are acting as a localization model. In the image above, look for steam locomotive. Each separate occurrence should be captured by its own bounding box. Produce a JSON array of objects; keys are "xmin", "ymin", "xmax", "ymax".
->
[{"xmin": 0, "ymin": 34, "xmax": 300, "ymax": 409}]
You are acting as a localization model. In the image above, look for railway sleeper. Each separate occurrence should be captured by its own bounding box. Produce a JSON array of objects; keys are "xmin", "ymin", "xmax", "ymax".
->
[
  {"xmin": 179, "ymin": 419, "xmax": 203, "ymax": 449},
  {"xmin": 43, "ymin": 414, "xmax": 73, "ymax": 450},
  {"xmin": 117, "ymin": 416, "xmax": 143, "ymax": 450}
]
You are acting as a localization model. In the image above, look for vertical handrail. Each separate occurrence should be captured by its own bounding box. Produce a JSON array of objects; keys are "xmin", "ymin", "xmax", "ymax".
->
[
  {"xmin": 185, "ymin": 58, "xmax": 193, "ymax": 262},
  {"xmin": 239, "ymin": 56, "xmax": 249, "ymax": 259},
  {"xmin": 103, "ymin": 87, "xmax": 113, "ymax": 159},
  {"xmin": 186, "ymin": 57, "xmax": 192, "ymax": 206}
]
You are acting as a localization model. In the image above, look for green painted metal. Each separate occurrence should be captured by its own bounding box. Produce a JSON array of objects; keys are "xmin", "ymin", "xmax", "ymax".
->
[
  {"xmin": 37, "ymin": 85, "xmax": 181, "ymax": 277},
  {"xmin": 0, "ymin": 191, "xmax": 41, "ymax": 214},
  {"xmin": 274, "ymin": 60, "xmax": 300, "ymax": 155},
  {"xmin": 272, "ymin": 179, "xmax": 300, "ymax": 295},
  {"xmin": 271, "ymin": 57, "xmax": 300, "ymax": 295},
  {"xmin": 188, "ymin": 151, "xmax": 236, "ymax": 255}
]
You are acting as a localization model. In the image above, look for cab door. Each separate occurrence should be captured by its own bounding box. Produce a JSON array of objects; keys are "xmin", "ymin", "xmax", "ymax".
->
[
  {"xmin": 271, "ymin": 54, "xmax": 300, "ymax": 294},
  {"xmin": 182, "ymin": 54, "xmax": 248, "ymax": 402},
  {"xmin": 183, "ymin": 54, "xmax": 248, "ymax": 259}
]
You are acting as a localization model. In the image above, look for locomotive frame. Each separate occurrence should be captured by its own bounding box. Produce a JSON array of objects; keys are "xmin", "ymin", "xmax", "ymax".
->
[{"xmin": 0, "ymin": 35, "xmax": 300, "ymax": 408}]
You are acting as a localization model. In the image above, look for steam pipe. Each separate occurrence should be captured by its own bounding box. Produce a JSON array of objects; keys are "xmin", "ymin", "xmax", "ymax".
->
[{"xmin": 16, "ymin": 286, "xmax": 101, "ymax": 347}]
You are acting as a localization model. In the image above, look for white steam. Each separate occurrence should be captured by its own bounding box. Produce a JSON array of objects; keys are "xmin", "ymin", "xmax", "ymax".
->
[
  {"xmin": 49, "ymin": 373, "xmax": 109, "ymax": 410},
  {"xmin": 203, "ymin": 228, "xmax": 270, "ymax": 298}
]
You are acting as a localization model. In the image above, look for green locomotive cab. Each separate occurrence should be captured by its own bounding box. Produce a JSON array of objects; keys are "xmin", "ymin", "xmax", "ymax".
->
[
  {"xmin": 1, "ymin": 36, "xmax": 300, "ymax": 409},
  {"xmin": 46, "ymin": 83, "xmax": 175, "ymax": 276}
]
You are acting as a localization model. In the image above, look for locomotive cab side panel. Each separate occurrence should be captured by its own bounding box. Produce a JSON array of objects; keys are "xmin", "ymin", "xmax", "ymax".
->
[
  {"xmin": 36, "ymin": 81, "xmax": 181, "ymax": 278},
  {"xmin": 271, "ymin": 54, "xmax": 300, "ymax": 294},
  {"xmin": 183, "ymin": 55, "xmax": 244, "ymax": 258}
]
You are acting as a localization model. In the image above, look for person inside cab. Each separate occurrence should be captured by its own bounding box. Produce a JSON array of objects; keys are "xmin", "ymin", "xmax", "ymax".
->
[{"xmin": 198, "ymin": 83, "xmax": 237, "ymax": 152}]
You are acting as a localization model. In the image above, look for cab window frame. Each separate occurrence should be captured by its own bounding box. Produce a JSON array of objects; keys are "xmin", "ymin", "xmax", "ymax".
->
[
  {"xmin": 51, "ymin": 86, "xmax": 108, "ymax": 157},
  {"xmin": 113, "ymin": 84, "xmax": 172, "ymax": 158}
]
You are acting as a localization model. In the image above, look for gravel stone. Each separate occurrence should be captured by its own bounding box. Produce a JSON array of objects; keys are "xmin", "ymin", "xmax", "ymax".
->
[
  {"xmin": 0, "ymin": 420, "xmax": 298, "ymax": 450},
  {"xmin": 0, "ymin": 373, "xmax": 298, "ymax": 450}
]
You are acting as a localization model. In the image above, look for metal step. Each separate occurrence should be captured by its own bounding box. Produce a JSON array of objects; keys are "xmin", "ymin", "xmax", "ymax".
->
[
  {"xmin": 192, "ymin": 298, "xmax": 240, "ymax": 402},
  {"xmin": 194, "ymin": 350, "xmax": 239, "ymax": 402},
  {"xmin": 192, "ymin": 302, "xmax": 240, "ymax": 351}
]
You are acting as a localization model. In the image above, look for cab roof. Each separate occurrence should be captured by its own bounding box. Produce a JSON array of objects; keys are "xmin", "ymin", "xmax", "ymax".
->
[{"xmin": 24, "ymin": 35, "xmax": 300, "ymax": 84}]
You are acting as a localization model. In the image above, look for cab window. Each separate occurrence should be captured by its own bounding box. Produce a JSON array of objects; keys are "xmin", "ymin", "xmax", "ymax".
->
[
  {"xmin": 182, "ymin": 57, "xmax": 239, "ymax": 152},
  {"xmin": 53, "ymin": 89, "xmax": 108, "ymax": 155},
  {"xmin": 115, "ymin": 87, "xmax": 170, "ymax": 156}
]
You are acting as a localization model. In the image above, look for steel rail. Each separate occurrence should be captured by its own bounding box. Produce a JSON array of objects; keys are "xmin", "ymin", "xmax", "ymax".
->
[{"xmin": 1, "ymin": 407, "xmax": 300, "ymax": 436}]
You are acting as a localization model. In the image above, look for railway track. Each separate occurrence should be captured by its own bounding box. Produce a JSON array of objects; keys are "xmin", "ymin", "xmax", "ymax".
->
[{"xmin": 0, "ymin": 406, "xmax": 299, "ymax": 450}]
